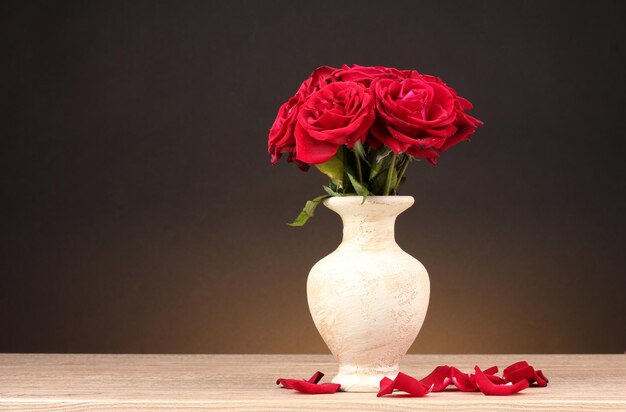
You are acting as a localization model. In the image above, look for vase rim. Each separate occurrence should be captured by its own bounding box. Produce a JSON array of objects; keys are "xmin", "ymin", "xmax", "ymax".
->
[{"xmin": 323, "ymin": 195, "xmax": 414, "ymax": 207}]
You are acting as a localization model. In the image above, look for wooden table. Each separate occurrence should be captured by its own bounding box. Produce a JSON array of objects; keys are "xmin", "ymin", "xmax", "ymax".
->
[{"xmin": 0, "ymin": 354, "xmax": 624, "ymax": 410}]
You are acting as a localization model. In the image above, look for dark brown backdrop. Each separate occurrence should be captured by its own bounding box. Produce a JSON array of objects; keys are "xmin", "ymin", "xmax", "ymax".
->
[{"xmin": 1, "ymin": 0, "xmax": 625, "ymax": 354}]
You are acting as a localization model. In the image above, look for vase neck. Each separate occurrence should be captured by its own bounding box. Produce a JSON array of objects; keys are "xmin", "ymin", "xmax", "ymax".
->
[
  {"xmin": 340, "ymin": 214, "xmax": 398, "ymax": 251},
  {"xmin": 323, "ymin": 196, "xmax": 414, "ymax": 252}
]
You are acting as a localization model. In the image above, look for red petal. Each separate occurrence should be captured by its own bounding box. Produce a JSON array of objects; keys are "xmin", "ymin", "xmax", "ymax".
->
[
  {"xmin": 486, "ymin": 374, "xmax": 507, "ymax": 385},
  {"xmin": 377, "ymin": 377, "xmax": 395, "ymax": 397},
  {"xmin": 505, "ymin": 365, "xmax": 536, "ymax": 384},
  {"xmin": 457, "ymin": 96, "xmax": 473, "ymax": 110},
  {"xmin": 438, "ymin": 126, "xmax": 476, "ymax": 152},
  {"xmin": 482, "ymin": 365, "xmax": 505, "ymax": 383},
  {"xmin": 450, "ymin": 367, "xmax": 478, "ymax": 392},
  {"xmin": 483, "ymin": 366, "xmax": 498, "ymax": 375},
  {"xmin": 536, "ymin": 370, "xmax": 549, "ymax": 383},
  {"xmin": 503, "ymin": 361, "xmax": 536, "ymax": 384},
  {"xmin": 534, "ymin": 370, "xmax": 549, "ymax": 387},
  {"xmin": 276, "ymin": 378, "xmax": 295, "ymax": 389},
  {"xmin": 294, "ymin": 122, "xmax": 339, "ymax": 164},
  {"xmin": 475, "ymin": 366, "xmax": 529, "ymax": 396},
  {"xmin": 405, "ymin": 147, "xmax": 440, "ymax": 162},
  {"xmin": 307, "ymin": 371, "xmax": 324, "ymax": 384},
  {"xmin": 420, "ymin": 365, "xmax": 451, "ymax": 392},
  {"xmin": 289, "ymin": 380, "xmax": 341, "ymax": 394},
  {"xmin": 276, "ymin": 371, "xmax": 338, "ymax": 393},
  {"xmin": 503, "ymin": 361, "xmax": 529, "ymax": 375},
  {"xmin": 377, "ymin": 372, "xmax": 431, "ymax": 397},
  {"xmin": 287, "ymin": 152, "xmax": 310, "ymax": 172}
]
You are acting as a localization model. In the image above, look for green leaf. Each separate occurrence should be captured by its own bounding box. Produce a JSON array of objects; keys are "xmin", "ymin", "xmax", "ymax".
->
[
  {"xmin": 369, "ymin": 161, "xmax": 383, "ymax": 181},
  {"xmin": 375, "ymin": 147, "xmax": 392, "ymax": 163},
  {"xmin": 372, "ymin": 166, "xmax": 398, "ymax": 195},
  {"xmin": 347, "ymin": 172, "xmax": 370, "ymax": 197},
  {"xmin": 394, "ymin": 154, "xmax": 412, "ymax": 193},
  {"xmin": 369, "ymin": 147, "xmax": 392, "ymax": 181},
  {"xmin": 383, "ymin": 153, "xmax": 397, "ymax": 195},
  {"xmin": 287, "ymin": 195, "xmax": 331, "ymax": 227},
  {"xmin": 322, "ymin": 185, "xmax": 342, "ymax": 197},
  {"xmin": 315, "ymin": 150, "xmax": 344, "ymax": 189},
  {"xmin": 352, "ymin": 141, "xmax": 370, "ymax": 166}
]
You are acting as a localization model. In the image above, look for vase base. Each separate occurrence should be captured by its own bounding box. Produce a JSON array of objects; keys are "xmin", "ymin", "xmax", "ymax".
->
[{"xmin": 332, "ymin": 365, "xmax": 399, "ymax": 392}]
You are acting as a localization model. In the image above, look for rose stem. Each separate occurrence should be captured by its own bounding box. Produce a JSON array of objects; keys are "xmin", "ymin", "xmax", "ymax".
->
[
  {"xmin": 354, "ymin": 148, "xmax": 363, "ymax": 187},
  {"xmin": 394, "ymin": 154, "xmax": 412, "ymax": 193},
  {"xmin": 383, "ymin": 153, "xmax": 397, "ymax": 196}
]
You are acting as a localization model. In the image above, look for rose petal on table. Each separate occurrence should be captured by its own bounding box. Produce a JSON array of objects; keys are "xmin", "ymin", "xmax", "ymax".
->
[
  {"xmin": 377, "ymin": 376, "xmax": 396, "ymax": 397},
  {"xmin": 534, "ymin": 370, "xmax": 549, "ymax": 387},
  {"xmin": 288, "ymin": 380, "xmax": 341, "ymax": 394},
  {"xmin": 485, "ymin": 373, "xmax": 507, "ymax": 385},
  {"xmin": 470, "ymin": 373, "xmax": 477, "ymax": 387},
  {"xmin": 450, "ymin": 366, "xmax": 478, "ymax": 392},
  {"xmin": 475, "ymin": 366, "xmax": 529, "ymax": 396},
  {"xmin": 483, "ymin": 366, "xmax": 499, "ymax": 375},
  {"xmin": 307, "ymin": 371, "xmax": 324, "ymax": 384},
  {"xmin": 503, "ymin": 361, "xmax": 530, "ymax": 378},
  {"xmin": 503, "ymin": 361, "xmax": 549, "ymax": 387},
  {"xmin": 420, "ymin": 365, "xmax": 451, "ymax": 392},
  {"xmin": 276, "ymin": 371, "xmax": 330, "ymax": 391},
  {"xmin": 276, "ymin": 377, "xmax": 295, "ymax": 389},
  {"xmin": 503, "ymin": 362, "xmax": 537, "ymax": 385},
  {"xmin": 377, "ymin": 372, "xmax": 431, "ymax": 397},
  {"xmin": 503, "ymin": 361, "xmax": 529, "ymax": 372}
]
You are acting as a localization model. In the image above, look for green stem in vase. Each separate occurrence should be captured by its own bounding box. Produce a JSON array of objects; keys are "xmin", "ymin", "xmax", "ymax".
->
[
  {"xmin": 383, "ymin": 153, "xmax": 397, "ymax": 196},
  {"xmin": 354, "ymin": 149, "xmax": 363, "ymax": 187},
  {"xmin": 395, "ymin": 155, "xmax": 412, "ymax": 193}
]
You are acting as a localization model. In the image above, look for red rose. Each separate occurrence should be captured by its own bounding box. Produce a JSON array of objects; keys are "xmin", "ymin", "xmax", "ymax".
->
[
  {"xmin": 295, "ymin": 82, "xmax": 375, "ymax": 164},
  {"xmin": 371, "ymin": 75, "xmax": 483, "ymax": 163},
  {"xmin": 268, "ymin": 67, "xmax": 340, "ymax": 167}
]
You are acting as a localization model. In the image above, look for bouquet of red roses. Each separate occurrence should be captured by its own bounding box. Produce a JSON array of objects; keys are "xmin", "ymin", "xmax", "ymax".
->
[{"xmin": 268, "ymin": 64, "xmax": 483, "ymax": 225}]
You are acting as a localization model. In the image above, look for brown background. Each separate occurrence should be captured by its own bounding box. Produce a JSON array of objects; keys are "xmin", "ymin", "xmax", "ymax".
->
[{"xmin": 1, "ymin": 0, "xmax": 625, "ymax": 354}]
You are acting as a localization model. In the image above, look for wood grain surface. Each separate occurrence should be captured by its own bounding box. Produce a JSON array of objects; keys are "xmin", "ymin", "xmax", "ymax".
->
[{"xmin": 0, "ymin": 354, "xmax": 624, "ymax": 410}]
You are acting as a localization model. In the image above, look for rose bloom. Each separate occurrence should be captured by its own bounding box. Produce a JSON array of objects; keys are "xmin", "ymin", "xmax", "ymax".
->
[
  {"xmin": 294, "ymin": 81, "xmax": 375, "ymax": 164},
  {"xmin": 268, "ymin": 66, "xmax": 340, "ymax": 167},
  {"xmin": 268, "ymin": 65, "xmax": 483, "ymax": 168},
  {"xmin": 268, "ymin": 65, "xmax": 411, "ymax": 166},
  {"xmin": 371, "ymin": 75, "xmax": 483, "ymax": 163}
]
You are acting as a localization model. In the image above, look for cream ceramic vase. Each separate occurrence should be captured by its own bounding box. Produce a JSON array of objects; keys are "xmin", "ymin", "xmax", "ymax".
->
[{"xmin": 307, "ymin": 196, "xmax": 430, "ymax": 392}]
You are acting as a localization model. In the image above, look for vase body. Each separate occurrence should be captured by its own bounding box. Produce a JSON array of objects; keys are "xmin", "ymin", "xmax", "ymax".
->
[{"xmin": 307, "ymin": 196, "xmax": 430, "ymax": 392}]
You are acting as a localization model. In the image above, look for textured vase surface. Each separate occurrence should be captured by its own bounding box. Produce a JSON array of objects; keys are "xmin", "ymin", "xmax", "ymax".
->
[{"xmin": 307, "ymin": 196, "xmax": 430, "ymax": 392}]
